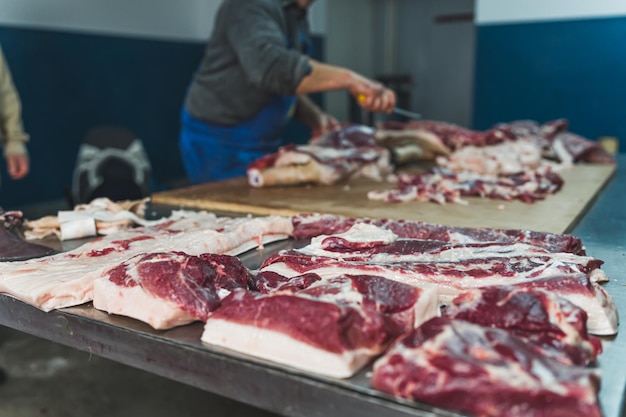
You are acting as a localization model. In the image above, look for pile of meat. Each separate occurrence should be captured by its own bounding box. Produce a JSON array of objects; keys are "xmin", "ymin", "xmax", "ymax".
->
[
  {"xmin": 247, "ymin": 124, "xmax": 392, "ymax": 187},
  {"xmin": 375, "ymin": 118, "xmax": 614, "ymax": 163},
  {"xmin": 0, "ymin": 210, "xmax": 618, "ymax": 416},
  {"xmin": 23, "ymin": 197, "xmax": 155, "ymax": 241},
  {"xmin": 286, "ymin": 213, "xmax": 614, "ymax": 416},
  {"xmin": 370, "ymin": 119, "xmax": 615, "ymax": 204},
  {"xmin": 246, "ymin": 119, "xmax": 614, "ymax": 205}
]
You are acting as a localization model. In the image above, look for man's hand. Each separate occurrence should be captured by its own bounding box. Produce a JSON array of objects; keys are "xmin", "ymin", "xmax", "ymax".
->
[
  {"xmin": 296, "ymin": 60, "xmax": 397, "ymax": 114},
  {"xmin": 349, "ymin": 73, "xmax": 396, "ymax": 114},
  {"xmin": 6, "ymin": 154, "xmax": 29, "ymax": 179}
]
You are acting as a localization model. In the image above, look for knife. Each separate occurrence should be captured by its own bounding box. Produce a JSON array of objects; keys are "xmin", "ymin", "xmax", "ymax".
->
[
  {"xmin": 391, "ymin": 106, "xmax": 423, "ymax": 120},
  {"xmin": 358, "ymin": 94, "xmax": 422, "ymax": 120}
]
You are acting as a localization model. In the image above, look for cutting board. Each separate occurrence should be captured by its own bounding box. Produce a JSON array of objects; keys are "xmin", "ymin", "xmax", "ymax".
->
[{"xmin": 151, "ymin": 163, "xmax": 616, "ymax": 234}]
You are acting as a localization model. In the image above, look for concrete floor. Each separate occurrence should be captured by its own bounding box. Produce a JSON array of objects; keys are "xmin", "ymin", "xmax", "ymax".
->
[{"xmin": 0, "ymin": 325, "xmax": 280, "ymax": 417}]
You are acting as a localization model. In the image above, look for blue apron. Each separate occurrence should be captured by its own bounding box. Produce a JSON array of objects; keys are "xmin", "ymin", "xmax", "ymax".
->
[
  {"xmin": 180, "ymin": 24, "xmax": 312, "ymax": 185},
  {"xmin": 179, "ymin": 95, "xmax": 296, "ymax": 184}
]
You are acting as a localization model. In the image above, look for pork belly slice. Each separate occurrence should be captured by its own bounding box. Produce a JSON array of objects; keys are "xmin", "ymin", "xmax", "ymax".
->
[
  {"xmin": 513, "ymin": 274, "xmax": 618, "ymax": 337},
  {"xmin": 261, "ymin": 251, "xmax": 599, "ymax": 293},
  {"xmin": 291, "ymin": 213, "xmax": 585, "ymax": 255},
  {"xmin": 0, "ymin": 213, "xmax": 291, "ymax": 311},
  {"xmin": 251, "ymin": 272, "xmax": 439, "ymax": 333},
  {"xmin": 203, "ymin": 274, "xmax": 439, "ymax": 378},
  {"xmin": 371, "ymin": 317, "xmax": 602, "ymax": 417},
  {"xmin": 295, "ymin": 223, "xmax": 605, "ymax": 282},
  {"xmin": 259, "ymin": 253, "xmax": 617, "ymax": 335},
  {"xmin": 0, "ymin": 230, "xmax": 156, "ymax": 311},
  {"xmin": 93, "ymin": 252, "xmax": 250, "ymax": 329},
  {"xmin": 442, "ymin": 285, "xmax": 602, "ymax": 365}
]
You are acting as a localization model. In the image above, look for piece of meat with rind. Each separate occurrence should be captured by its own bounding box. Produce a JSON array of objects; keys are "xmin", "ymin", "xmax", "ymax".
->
[
  {"xmin": 203, "ymin": 273, "xmax": 439, "ymax": 378},
  {"xmin": 259, "ymin": 251, "xmax": 616, "ymax": 335},
  {"xmin": 372, "ymin": 317, "xmax": 602, "ymax": 417},
  {"xmin": 94, "ymin": 251, "xmax": 249, "ymax": 329},
  {"xmin": 291, "ymin": 213, "xmax": 585, "ymax": 255},
  {"xmin": 442, "ymin": 285, "xmax": 602, "ymax": 365}
]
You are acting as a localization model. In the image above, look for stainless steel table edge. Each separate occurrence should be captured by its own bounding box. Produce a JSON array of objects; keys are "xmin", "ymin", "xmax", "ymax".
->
[
  {"xmin": 0, "ymin": 295, "xmax": 462, "ymax": 417},
  {"xmin": 571, "ymin": 155, "xmax": 626, "ymax": 417}
]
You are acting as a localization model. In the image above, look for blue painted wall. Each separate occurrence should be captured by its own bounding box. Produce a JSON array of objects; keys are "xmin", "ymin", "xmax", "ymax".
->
[
  {"xmin": 473, "ymin": 16, "xmax": 626, "ymax": 149},
  {"xmin": 0, "ymin": 27, "xmax": 323, "ymax": 209}
]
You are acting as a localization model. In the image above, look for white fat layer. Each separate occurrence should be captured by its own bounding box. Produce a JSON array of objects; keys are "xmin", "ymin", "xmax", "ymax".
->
[
  {"xmin": 93, "ymin": 278, "xmax": 196, "ymax": 330},
  {"xmin": 201, "ymin": 320, "xmax": 376, "ymax": 379},
  {"xmin": 445, "ymin": 231, "xmax": 477, "ymax": 244},
  {"xmin": 59, "ymin": 217, "xmax": 97, "ymax": 241},
  {"xmin": 589, "ymin": 268, "xmax": 609, "ymax": 283},
  {"xmin": 0, "ymin": 214, "xmax": 292, "ymax": 311},
  {"xmin": 562, "ymin": 286, "xmax": 619, "ymax": 336},
  {"xmin": 286, "ymin": 276, "xmax": 366, "ymax": 305},
  {"xmin": 298, "ymin": 241, "xmax": 598, "ymax": 269},
  {"xmin": 217, "ymin": 288, "xmax": 231, "ymax": 299},
  {"xmin": 411, "ymin": 286, "xmax": 441, "ymax": 327},
  {"xmin": 552, "ymin": 138, "xmax": 575, "ymax": 165},
  {"xmin": 309, "ymin": 223, "xmax": 398, "ymax": 250}
]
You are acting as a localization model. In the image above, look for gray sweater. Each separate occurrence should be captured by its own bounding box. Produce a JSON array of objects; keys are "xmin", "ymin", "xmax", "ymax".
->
[{"xmin": 184, "ymin": 0, "xmax": 312, "ymax": 126}]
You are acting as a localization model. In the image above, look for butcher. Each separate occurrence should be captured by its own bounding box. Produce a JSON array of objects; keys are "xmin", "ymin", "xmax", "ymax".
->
[{"xmin": 179, "ymin": 0, "xmax": 397, "ymax": 184}]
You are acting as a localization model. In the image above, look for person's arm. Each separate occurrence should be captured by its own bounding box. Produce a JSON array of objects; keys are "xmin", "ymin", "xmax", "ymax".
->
[
  {"xmin": 226, "ymin": 1, "xmax": 311, "ymax": 96},
  {"xmin": 293, "ymin": 95, "xmax": 339, "ymax": 137},
  {"xmin": 0, "ymin": 47, "xmax": 29, "ymax": 179},
  {"xmin": 295, "ymin": 59, "xmax": 396, "ymax": 114}
]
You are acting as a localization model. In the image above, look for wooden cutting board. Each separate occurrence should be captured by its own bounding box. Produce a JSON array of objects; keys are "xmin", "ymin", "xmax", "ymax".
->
[{"xmin": 151, "ymin": 164, "xmax": 616, "ymax": 234}]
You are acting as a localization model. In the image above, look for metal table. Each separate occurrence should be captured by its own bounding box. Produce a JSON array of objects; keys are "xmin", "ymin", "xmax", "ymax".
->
[{"xmin": 1, "ymin": 155, "xmax": 624, "ymax": 417}]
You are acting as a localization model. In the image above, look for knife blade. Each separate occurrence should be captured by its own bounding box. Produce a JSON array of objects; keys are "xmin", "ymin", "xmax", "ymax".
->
[{"xmin": 392, "ymin": 107, "xmax": 422, "ymax": 120}]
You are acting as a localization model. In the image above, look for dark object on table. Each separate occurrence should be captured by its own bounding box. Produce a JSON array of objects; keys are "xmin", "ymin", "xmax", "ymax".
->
[{"xmin": 0, "ymin": 210, "xmax": 55, "ymax": 261}]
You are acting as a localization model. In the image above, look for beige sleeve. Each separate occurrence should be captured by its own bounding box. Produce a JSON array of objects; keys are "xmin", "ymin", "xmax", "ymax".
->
[{"xmin": 0, "ymin": 46, "xmax": 29, "ymax": 157}]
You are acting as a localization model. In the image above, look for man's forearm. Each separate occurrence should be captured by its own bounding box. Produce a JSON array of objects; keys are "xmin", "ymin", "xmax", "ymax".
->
[
  {"xmin": 295, "ymin": 58, "xmax": 396, "ymax": 114},
  {"xmin": 295, "ymin": 60, "xmax": 354, "ymax": 95}
]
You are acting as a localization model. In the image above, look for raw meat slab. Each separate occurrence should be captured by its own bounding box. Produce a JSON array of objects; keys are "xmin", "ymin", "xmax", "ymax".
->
[
  {"xmin": 371, "ymin": 317, "xmax": 603, "ymax": 417},
  {"xmin": 93, "ymin": 252, "xmax": 250, "ymax": 330},
  {"xmin": 0, "ymin": 213, "xmax": 292, "ymax": 311},
  {"xmin": 202, "ymin": 275, "xmax": 439, "ymax": 378}
]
